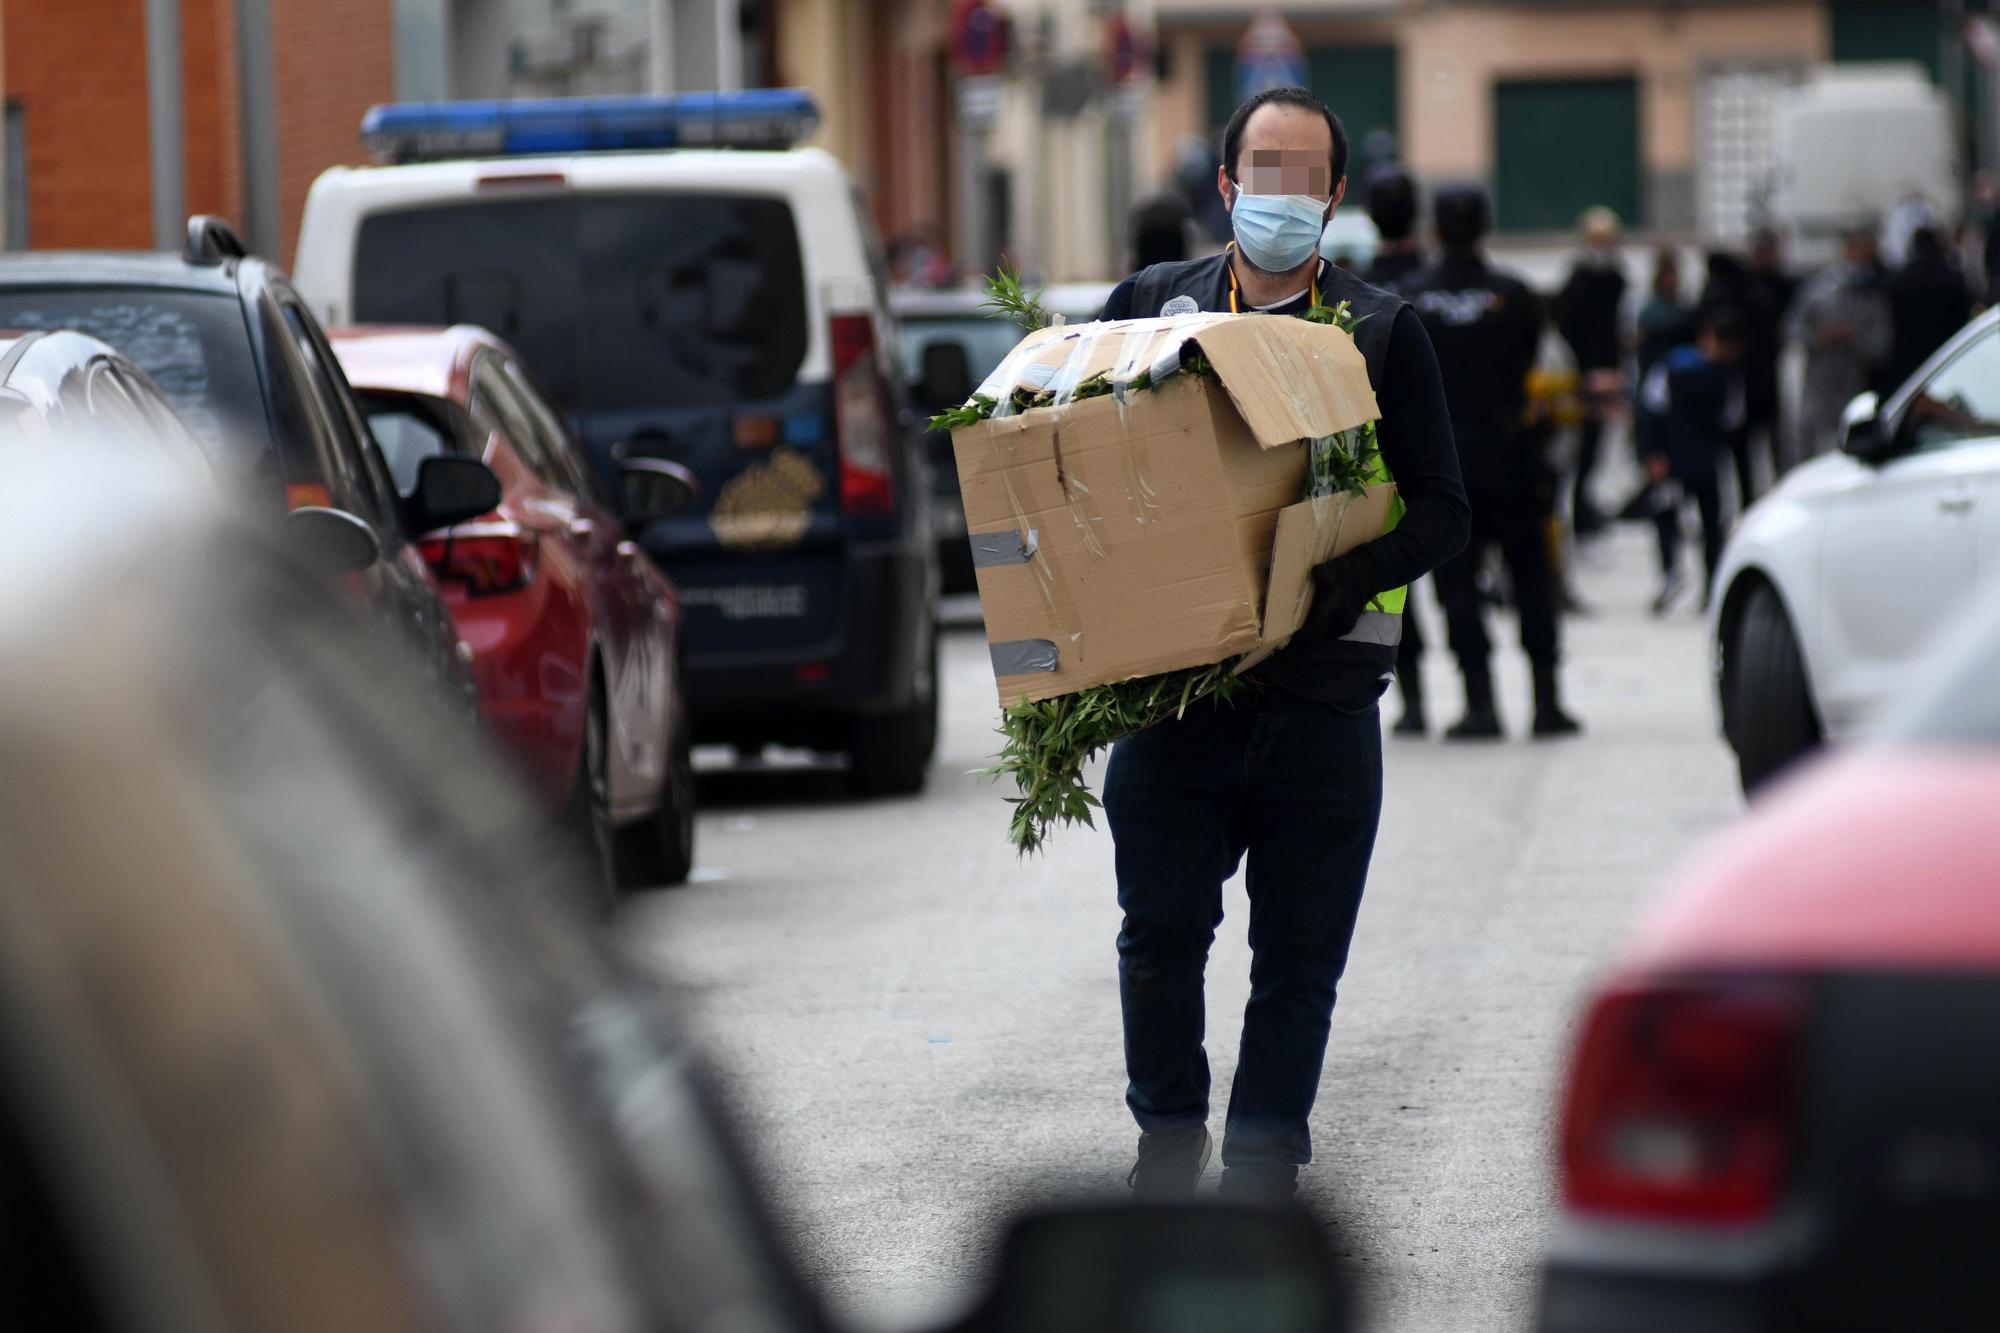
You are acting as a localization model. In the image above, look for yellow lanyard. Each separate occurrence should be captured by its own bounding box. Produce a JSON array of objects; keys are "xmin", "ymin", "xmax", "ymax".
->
[{"xmin": 1226, "ymin": 242, "xmax": 1319, "ymax": 314}]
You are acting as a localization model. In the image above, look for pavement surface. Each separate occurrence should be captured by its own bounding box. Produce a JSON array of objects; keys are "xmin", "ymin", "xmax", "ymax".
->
[{"xmin": 616, "ymin": 516, "xmax": 1745, "ymax": 1333}]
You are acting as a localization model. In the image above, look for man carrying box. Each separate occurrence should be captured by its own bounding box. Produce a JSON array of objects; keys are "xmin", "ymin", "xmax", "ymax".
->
[{"xmin": 1096, "ymin": 87, "xmax": 1470, "ymax": 1198}]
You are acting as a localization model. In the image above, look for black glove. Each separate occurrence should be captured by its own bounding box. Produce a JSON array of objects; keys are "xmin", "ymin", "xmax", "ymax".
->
[{"xmin": 1308, "ymin": 546, "xmax": 1379, "ymax": 639}]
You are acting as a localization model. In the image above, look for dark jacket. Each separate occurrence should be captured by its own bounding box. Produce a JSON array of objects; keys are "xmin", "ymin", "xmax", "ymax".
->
[
  {"xmin": 1555, "ymin": 259, "xmax": 1627, "ymax": 373},
  {"xmin": 1101, "ymin": 254, "xmax": 1470, "ymax": 704},
  {"xmin": 1400, "ymin": 253, "xmax": 1544, "ymax": 488},
  {"xmin": 1885, "ymin": 254, "xmax": 1976, "ymax": 391},
  {"xmin": 1639, "ymin": 344, "xmax": 1743, "ymax": 482},
  {"xmin": 1364, "ymin": 248, "xmax": 1425, "ymax": 293}
]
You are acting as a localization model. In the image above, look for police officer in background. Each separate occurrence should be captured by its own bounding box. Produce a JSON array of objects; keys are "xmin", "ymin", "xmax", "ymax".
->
[
  {"xmin": 1362, "ymin": 165, "xmax": 1430, "ymax": 734},
  {"xmin": 1363, "ymin": 167, "xmax": 1425, "ymax": 291},
  {"xmin": 1404, "ymin": 185, "xmax": 1582, "ymax": 740}
]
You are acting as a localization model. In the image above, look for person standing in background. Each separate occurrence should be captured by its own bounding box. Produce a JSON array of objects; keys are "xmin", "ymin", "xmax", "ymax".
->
[
  {"xmin": 1636, "ymin": 248, "xmax": 1694, "ymax": 380},
  {"xmin": 1362, "ymin": 165, "xmax": 1430, "ymax": 735},
  {"xmin": 1884, "ymin": 225, "xmax": 1976, "ymax": 392},
  {"xmin": 1638, "ymin": 307, "xmax": 1746, "ymax": 614},
  {"xmin": 1696, "ymin": 251, "xmax": 1770, "ymax": 506},
  {"xmin": 1974, "ymin": 173, "xmax": 2000, "ymax": 305},
  {"xmin": 1554, "ymin": 208, "xmax": 1628, "ymax": 540},
  {"xmin": 1406, "ymin": 185, "xmax": 1582, "ymax": 741},
  {"xmin": 1363, "ymin": 168, "xmax": 1424, "ymax": 292},
  {"xmin": 1742, "ymin": 230, "xmax": 1798, "ymax": 477},
  {"xmin": 1131, "ymin": 194, "xmax": 1195, "ymax": 272},
  {"xmin": 1789, "ymin": 227, "xmax": 1892, "ymax": 460}
]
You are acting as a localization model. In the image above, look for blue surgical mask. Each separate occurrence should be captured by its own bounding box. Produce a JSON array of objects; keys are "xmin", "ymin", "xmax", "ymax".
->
[{"xmin": 1230, "ymin": 186, "xmax": 1328, "ymax": 273}]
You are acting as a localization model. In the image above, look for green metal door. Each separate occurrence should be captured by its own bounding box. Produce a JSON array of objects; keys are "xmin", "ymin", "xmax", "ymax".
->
[
  {"xmin": 1494, "ymin": 77, "xmax": 1640, "ymax": 233},
  {"xmin": 1309, "ymin": 46, "xmax": 1398, "ymax": 167},
  {"xmin": 1205, "ymin": 43, "xmax": 1399, "ymax": 173},
  {"xmin": 1830, "ymin": 0, "xmax": 1944, "ymax": 83}
]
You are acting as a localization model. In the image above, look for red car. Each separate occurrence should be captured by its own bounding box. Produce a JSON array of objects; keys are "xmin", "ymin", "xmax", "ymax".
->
[
  {"xmin": 1539, "ymin": 596, "xmax": 2000, "ymax": 1331},
  {"xmin": 331, "ymin": 325, "xmax": 696, "ymax": 893}
]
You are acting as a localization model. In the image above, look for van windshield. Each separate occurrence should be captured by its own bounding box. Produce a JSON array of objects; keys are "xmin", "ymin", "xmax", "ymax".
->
[{"xmin": 353, "ymin": 194, "xmax": 809, "ymax": 416}]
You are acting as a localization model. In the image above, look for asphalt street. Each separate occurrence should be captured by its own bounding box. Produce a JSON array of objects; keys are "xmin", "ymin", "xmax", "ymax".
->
[{"xmin": 617, "ymin": 516, "xmax": 1745, "ymax": 1332}]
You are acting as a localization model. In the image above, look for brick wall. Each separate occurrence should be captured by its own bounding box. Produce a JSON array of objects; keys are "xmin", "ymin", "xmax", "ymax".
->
[
  {"xmin": 4, "ymin": 0, "xmax": 154, "ymax": 248},
  {"xmin": 3, "ymin": 0, "xmax": 391, "ymax": 264},
  {"xmin": 270, "ymin": 0, "xmax": 393, "ymax": 269},
  {"xmin": 182, "ymin": 0, "xmax": 243, "ymax": 227}
]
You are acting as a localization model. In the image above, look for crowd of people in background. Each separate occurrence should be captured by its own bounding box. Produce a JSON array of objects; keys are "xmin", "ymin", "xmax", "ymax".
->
[
  {"xmin": 891, "ymin": 153, "xmax": 1991, "ymax": 646},
  {"xmin": 1348, "ymin": 170, "xmax": 1988, "ymax": 625}
]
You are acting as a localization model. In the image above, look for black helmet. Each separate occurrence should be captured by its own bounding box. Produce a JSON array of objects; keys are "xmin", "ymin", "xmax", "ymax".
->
[
  {"xmin": 1366, "ymin": 167, "xmax": 1418, "ymax": 243},
  {"xmin": 1433, "ymin": 183, "xmax": 1491, "ymax": 249}
]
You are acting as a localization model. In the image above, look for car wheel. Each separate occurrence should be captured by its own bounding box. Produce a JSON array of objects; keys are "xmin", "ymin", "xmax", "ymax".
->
[
  {"xmin": 1729, "ymin": 582, "xmax": 1820, "ymax": 796},
  {"xmin": 848, "ymin": 634, "xmax": 938, "ymax": 797},
  {"xmin": 617, "ymin": 692, "xmax": 697, "ymax": 887},
  {"xmin": 566, "ymin": 679, "xmax": 620, "ymax": 917}
]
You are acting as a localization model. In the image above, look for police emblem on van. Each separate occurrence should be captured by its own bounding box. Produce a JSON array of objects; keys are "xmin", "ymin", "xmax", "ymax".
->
[{"xmin": 710, "ymin": 447, "xmax": 826, "ymax": 551}]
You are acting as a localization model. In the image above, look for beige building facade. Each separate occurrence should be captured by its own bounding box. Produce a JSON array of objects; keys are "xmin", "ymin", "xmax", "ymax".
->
[{"xmin": 776, "ymin": 1, "xmax": 1951, "ymax": 280}]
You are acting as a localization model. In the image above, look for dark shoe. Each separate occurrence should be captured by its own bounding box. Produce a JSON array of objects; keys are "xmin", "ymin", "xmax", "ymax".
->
[
  {"xmin": 1445, "ymin": 710, "xmax": 1503, "ymax": 741},
  {"xmin": 1531, "ymin": 663, "xmax": 1581, "ymax": 739},
  {"xmin": 1217, "ymin": 1164, "xmax": 1300, "ymax": 1202},
  {"xmin": 1532, "ymin": 707, "xmax": 1583, "ymax": 738},
  {"xmin": 1392, "ymin": 709, "xmax": 1427, "ymax": 738},
  {"xmin": 1128, "ymin": 1126, "xmax": 1212, "ymax": 1196}
]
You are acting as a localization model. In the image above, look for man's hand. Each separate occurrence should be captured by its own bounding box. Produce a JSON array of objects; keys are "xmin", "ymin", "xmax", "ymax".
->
[{"xmin": 1309, "ymin": 548, "xmax": 1380, "ymax": 639}]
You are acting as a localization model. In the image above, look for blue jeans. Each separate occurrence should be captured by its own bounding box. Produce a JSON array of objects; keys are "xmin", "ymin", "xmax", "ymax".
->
[{"xmin": 1104, "ymin": 688, "xmax": 1383, "ymax": 1173}]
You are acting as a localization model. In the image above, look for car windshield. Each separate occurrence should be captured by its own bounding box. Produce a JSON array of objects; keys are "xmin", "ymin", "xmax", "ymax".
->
[
  {"xmin": 0, "ymin": 288, "xmax": 262, "ymax": 458},
  {"xmin": 351, "ymin": 194, "xmax": 809, "ymax": 415},
  {"xmin": 896, "ymin": 316, "xmax": 1024, "ymax": 409},
  {"xmin": 355, "ymin": 390, "xmax": 456, "ymax": 493}
]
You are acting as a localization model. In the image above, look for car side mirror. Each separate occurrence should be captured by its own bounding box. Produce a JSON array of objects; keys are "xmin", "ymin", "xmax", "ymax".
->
[
  {"xmin": 404, "ymin": 454, "xmax": 502, "ymax": 533},
  {"xmin": 1838, "ymin": 391, "xmax": 1892, "ymax": 464},
  {"xmin": 918, "ymin": 340, "xmax": 975, "ymax": 413},
  {"xmin": 285, "ymin": 506, "xmax": 382, "ymax": 577},
  {"xmin": 620, "ymin": 457, "xmax": 698, "ymax": 528},
  {"xmin": 941, "ymin": 1201, "xmax": 1352, "ymax": 1333}
]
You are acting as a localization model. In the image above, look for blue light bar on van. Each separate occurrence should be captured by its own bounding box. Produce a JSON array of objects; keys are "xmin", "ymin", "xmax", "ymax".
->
[{"xmin": 360, "ymin": 89, "xmax": 821, "ymax": 161}]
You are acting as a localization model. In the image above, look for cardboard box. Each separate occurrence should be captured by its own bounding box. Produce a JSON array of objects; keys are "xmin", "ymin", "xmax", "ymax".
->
[{"xmin": 950, "ymin": 313, "xmax": 1395, "ymax": 706}]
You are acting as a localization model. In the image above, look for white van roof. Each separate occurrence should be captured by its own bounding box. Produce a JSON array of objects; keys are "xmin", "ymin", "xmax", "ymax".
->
[{"xmin": 292, "ymin": 147, "xmax": 877, "ymax": 381}]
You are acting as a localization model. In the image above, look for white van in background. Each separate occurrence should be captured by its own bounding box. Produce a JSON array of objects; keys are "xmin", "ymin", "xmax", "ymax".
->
[{"xmin": 1773, "ymin": 63, "xmax": 1961, "ymax": 261}]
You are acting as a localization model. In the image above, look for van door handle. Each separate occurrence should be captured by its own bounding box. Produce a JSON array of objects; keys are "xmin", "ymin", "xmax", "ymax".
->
[{"xmin": 1939, "ymin": 494, "xmax": 1977, "ymax": 514}]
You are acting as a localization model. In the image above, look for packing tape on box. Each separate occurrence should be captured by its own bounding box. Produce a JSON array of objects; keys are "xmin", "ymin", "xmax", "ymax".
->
[
  {"xmin": 969, "ymin": 527, "xmax": 1039, "ymax": 568},
  {"xmin": 1045, "ymin": 328, "xmax": 1103, "ymax": 408},
  {"xmin": 1110, "ymin": 323, "xmax": 1173, "ymax": 519},
  {"xmin": 989, "ymin": 638, "xmax": 1059, "ymax": 676}
]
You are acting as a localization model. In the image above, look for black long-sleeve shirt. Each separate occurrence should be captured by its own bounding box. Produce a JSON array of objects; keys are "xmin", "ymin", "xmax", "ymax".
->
[{"xmin": 1101, "ymin": 255, "xmax": 1470, "ymax": 703}]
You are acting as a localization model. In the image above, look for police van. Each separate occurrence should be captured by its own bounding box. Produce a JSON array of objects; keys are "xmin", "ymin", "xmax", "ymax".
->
[{"xmin": 294, "ymin": 91, "xmax": 938, "ymax": 794}]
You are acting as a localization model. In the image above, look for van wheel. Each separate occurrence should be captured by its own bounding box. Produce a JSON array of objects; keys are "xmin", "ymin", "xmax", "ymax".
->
[
  {"xmin": 616, "ymin": 695, "xmax": 697, "ymax": 887},
  {"xmin": 849, "ymin": 637, "xmax": 937, "ymax": 797},
  {"xmin": 1728, "ymin": 583, "xmax": 1820, "ymax": 796}
]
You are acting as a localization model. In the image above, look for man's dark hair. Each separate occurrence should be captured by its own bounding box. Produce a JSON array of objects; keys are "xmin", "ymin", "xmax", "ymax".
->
[
  {"xmin": 1432, "ymin": 183, "xmax": 1490, "ymax": 250},
  {"xmin": 1367, "ymin": 168, "xmax": 1417, "ymax": 242},
  {"xmin": 1132, "ymin": 194, "xmax": 1191, "ymax": 269},
  {"xmin": 1699, "ymin": 303, "xmax": 1747, "ymax": 346},
  {"xmin": 1221, "ymin": 87, "xmax": 1348, "ymax": 188}
]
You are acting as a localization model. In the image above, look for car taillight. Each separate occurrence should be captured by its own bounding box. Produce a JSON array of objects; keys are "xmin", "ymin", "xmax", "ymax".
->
[
  {"xmin": 831, "ymin": 312, "xmax": 894, "ymax": 515},
  {"xmin": 419, "ymin": 527, "xmax": 539, "ymax": 596},
  {"xmin": 1560, "ymin": 978, "xmax": 1804, "ymax": 1226}
]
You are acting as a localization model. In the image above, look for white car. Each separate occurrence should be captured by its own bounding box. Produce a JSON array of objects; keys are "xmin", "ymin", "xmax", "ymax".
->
[{"xmin": 1711, "ymin": 307, "xmax": 2000, "ymax": 793}]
